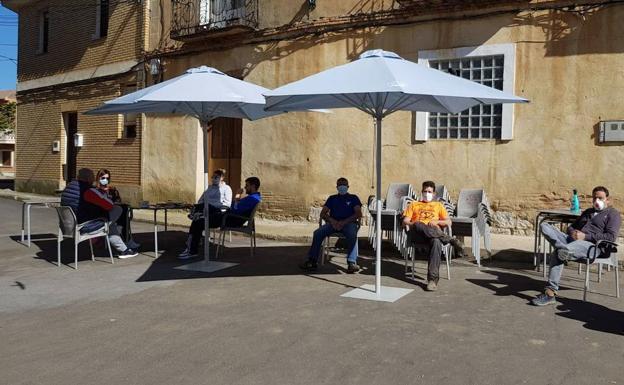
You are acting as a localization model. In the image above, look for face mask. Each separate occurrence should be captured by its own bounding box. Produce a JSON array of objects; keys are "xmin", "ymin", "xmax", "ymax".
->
[
  {"xmin": 337, "ymin": 185, "xmax": 349, "ymax": 195},
  {"xmin": 212, "ymin": 177, "xmax": 220, "ymax": 186},
  {"xmin": 594, "ymin": 199, "xmax": 605, "ymax": 211},
  {"xmin": 423, "ymin": 192, "xmax": 433, "ymax": 202},
  {"xmin": 99, "ymin": 178, "xmax": 109, "ymax": 186}
]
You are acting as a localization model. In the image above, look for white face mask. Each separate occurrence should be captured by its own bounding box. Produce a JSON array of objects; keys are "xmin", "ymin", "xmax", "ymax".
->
[
  {"xmin": 99, "ymin": 178, "xmax": 109, "ymax": 186},
  {"xmin": 212, "ymin": 177, "xmax": 221, "ymax": 186},
  {"xmin": 594, "ymin": 199, "xmax": 605, "ymax": 211},
  {"xmin": 423, "ymin": 192, "xmax": 433, "ymax": 202}
]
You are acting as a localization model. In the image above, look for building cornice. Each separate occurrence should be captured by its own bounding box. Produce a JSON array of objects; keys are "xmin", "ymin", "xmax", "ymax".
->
[{"xmin": 17, "ymin": 60, "xmax": 139, "ymax": 92}]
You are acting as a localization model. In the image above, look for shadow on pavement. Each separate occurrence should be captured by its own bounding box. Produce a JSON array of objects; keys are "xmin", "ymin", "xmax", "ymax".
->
[{"xmin": 466, "ymin": 269, "xmax": 624, "ymax": 336}]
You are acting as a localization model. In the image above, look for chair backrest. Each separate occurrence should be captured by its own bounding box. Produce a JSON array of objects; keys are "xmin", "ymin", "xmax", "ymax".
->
[
  {"xmin": 456, "ymin": 189, "xmax": 485, "ymax": 218},
  {"xmin": 436, "ymin": 184, "xmax": 450, "ymax": 202},
  {"xmin": 385, "ymin": 183, "xmax": 412, "ymax": 211},
  {"xmin": 56, "ymin": 206, "xmax": 77, "ymax": 236},
  {"xmin": 245, "ymin": 203, "xmax": 260, "ymax": 230}
]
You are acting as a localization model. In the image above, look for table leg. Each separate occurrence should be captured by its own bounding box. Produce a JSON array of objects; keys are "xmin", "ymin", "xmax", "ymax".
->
[
  {"xmin": 164, "ymin": 209, "xmax": 168, "ymax": 232},
  {"xmin": 533, "ymin": 213, "xmax": 541, "ymax": 268},
  {"xmin": 154, "ymin": 209, "xmax": 158, "ymax": 258},
  {"xmin": 21, "ymin": 202, "xmax": 26, "ymax": 243},
  {"xmin": 27, "ymin": 203, "xmax": 32, "ymax": 247}
]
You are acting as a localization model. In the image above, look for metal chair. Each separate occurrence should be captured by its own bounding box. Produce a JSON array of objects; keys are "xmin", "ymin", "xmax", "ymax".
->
[
  {"xmin": 578, "ymin": 240, "xmax": 620, "ymax": 301},
  {"xmin": 399, "ymin": 197, "xmax": 452, "ymax": 280},
  {"xmin": 215, "ymin": 205, "xmax": 259, "ymax": 258},
  {"xmin": 55, "ymin": 206, "xmax": 114, "ymax": 269},
  {"xmin": 450, "ymin": 189, "xmax": 492, "ymax": 267},
  {"xmin": 318, "ymin": 218, "xmax": 360, "ymax": 266}
]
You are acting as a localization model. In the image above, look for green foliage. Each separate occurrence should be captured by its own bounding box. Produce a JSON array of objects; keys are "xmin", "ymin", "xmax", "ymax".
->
[{"xmin": 0, "ymin": 102, "xmax": 16, "ymax": 134}]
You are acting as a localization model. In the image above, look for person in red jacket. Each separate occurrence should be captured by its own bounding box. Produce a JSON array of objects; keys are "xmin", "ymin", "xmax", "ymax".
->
[{"xmin": 61, "ymin": 168, "xmax": 138, "ymax": 258}]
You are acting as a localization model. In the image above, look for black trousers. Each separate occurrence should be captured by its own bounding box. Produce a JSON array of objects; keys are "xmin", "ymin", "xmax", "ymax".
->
[
  {"xmin": 187, "ymin": 207, "xmax": 246, "ymax": 253},
  {"xmin": 407, "ymin": 222, "xmax": 448, "ymax": 281}
]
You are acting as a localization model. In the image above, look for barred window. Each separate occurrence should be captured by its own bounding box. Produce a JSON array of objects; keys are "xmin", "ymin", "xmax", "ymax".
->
[{"xmin": 428, "ymin": 55, "xmax": 504, "ymax": 140}]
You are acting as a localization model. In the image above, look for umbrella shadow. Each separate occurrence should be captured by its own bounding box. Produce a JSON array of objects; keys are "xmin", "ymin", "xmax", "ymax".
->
[{"xmin": 466, "ymin": 269, "xmax": 624, "ymax": 335}]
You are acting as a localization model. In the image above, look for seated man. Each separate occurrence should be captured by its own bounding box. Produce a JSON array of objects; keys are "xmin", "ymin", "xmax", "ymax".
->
[
  {"xmin": 532, "ymin": 186, "xmax": 621, "ymax": 306},
  {"xmin": 60, "ymin": 168, "xmax": 138, "ymax": 259},
  {"xmin": 402, "ymin": 181, "xmax": 465, "ymax": 292},
  {"xmin": 300, "ymin": 177, "xmax": 362, "ymax": 274},
  {"xmin": 179, "ymin": 176, "xmax": 262, "ymax": 259}
]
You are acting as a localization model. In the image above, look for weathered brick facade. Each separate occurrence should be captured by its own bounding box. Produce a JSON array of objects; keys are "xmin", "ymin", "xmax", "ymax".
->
[
  {"xmin": 16, "ymin": 0, "xmax": 143, "ymax": 82},
  {"xmin": 15, "ymin": 77, "xmax": 142, "ymax": 195}
]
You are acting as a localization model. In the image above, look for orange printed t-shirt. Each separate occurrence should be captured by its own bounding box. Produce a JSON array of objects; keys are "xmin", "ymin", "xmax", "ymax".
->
[{"xmin": 403, "ymin": 201, "xmax": 448, "ymax": 225}]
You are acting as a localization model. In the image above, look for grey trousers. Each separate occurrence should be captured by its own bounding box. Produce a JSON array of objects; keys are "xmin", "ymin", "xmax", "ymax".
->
[
  {"xmin": 107, "ymin": 205, "xmax": 128, "ymax": 253},
  {"xmin": 540, "ymin": 222, "xmax": 594, "ymax": 291},
  {"xmin": 408, "ymin": 222, "xmax": 446, "ymax": 281}
]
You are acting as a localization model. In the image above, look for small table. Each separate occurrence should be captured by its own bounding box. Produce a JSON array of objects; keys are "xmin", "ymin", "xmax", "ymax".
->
[
  {"xmin": 534, "ymin": 208, "xmax": 582, "ymax": 277},
  {"xmin": 130, "ymin": 203, "xmax": 192, "ymax": 257},
  {"xmin": 21, "ymin": 198, "xmax": 61, "ymax": 247}
]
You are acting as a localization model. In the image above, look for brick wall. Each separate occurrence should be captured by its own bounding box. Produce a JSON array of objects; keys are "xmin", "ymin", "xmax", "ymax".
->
[
  {"xmin": 17, "ymin": 0, "xmax": 143, "ymax": 81},
  {"xmin": 16, "ymin": 75, "xmax": 142, "ymax": 193}
]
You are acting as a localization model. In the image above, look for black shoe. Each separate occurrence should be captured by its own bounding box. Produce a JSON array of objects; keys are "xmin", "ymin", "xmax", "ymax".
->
[
  {"xmin": 299, "ymin": 260, "xmax": 318, "ymax": 271},
  {"xmin": 347, "ymin": 262, "xmax": 360, "ymax": 274},
  {"xmin": 449, "ymin": 238, "xmax": 467, "ymax": 258},
  {"xmin": 118, "ymin": 248, "xmax": 139, "ymax": 259}
]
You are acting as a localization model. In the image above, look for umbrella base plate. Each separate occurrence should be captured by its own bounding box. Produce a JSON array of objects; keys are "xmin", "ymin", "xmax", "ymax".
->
[
  {"xmin": 341, "ymin": 284, "xmax": 413, "ymax": 303},
  {"xmin": 175, "ymin": 260, "xmax": 238, "ymax": 273}
]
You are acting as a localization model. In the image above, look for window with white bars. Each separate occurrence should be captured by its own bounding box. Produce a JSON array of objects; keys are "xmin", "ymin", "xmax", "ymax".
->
[
  {"xmin": 428, "ymin": 55, "xmax": 504, "ymax": 140},
  {"xmin": 416, "ymin": 44, "xmax": 517, "ymax": 141}
]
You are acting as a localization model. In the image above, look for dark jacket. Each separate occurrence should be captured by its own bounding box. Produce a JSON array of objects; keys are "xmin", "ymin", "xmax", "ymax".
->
[
  {"xmin": 568, "ymin": 207, "xmax": 622, "ymax": 243},
  {"xmin": 61, "ymin": 180, "xmax": 111, "ymax": 224}
]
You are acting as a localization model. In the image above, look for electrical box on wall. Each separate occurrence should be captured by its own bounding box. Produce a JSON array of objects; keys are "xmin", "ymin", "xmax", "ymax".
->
[
  {"xmin": 52, "ymin": 140, "xmax": 60, "ymax": 152},
  {"xmin": 74, "ymin": 133, "xmax": 84, "ymax": 147},
  {"xmin": 599, "ymin": 120, "xmax": 624, "ymax": 143}
]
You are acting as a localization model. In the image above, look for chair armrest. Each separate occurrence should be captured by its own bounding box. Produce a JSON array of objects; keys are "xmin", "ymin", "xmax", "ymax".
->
[
  {"xmin": 221, "ymin": 212, "xmax": 250, "ymax": 228},
  {"xmin": 76, "ymin": 218, "xmax": 107, "ymax": 231},
  {"xmin": 588, "ymin": 240, "xmax": 619, "ymax": 262}
]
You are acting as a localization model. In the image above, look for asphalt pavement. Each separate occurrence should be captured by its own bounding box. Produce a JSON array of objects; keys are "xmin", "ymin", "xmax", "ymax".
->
[{"xmin": 0, "ymin": 197, "xmax": 622, "ymax": 385}]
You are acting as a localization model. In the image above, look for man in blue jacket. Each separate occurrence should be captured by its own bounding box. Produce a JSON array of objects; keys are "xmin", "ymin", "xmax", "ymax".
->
[
  {"xmin": 179, "ymin": 176, "xmax": 262, "ymax": 259},
  {"xmin": 300, "ymin": 177, "xmax": 362, "ymax": 273},
  {"xmin": 532, "ymin": 186, "xmax": 621, "ymax": 306}
]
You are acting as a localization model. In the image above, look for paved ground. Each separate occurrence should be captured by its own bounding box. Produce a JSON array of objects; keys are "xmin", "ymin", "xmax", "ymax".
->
[{"xmin": 0, "ymin": 197, "xmax": 622, "ymax": 385}]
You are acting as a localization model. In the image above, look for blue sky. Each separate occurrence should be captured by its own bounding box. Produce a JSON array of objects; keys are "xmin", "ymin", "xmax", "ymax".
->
[{"xmin": 0, "ymin": 4, "xmax": 17, "ymax": 91}]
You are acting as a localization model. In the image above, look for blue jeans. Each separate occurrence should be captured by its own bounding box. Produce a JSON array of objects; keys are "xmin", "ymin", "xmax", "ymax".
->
[
  {"xmin": 540, "ymin": 222, "xmax": 594, "ymax": 291},
  {"xmin": 308, "ymin": 222, "xmax": 359, "ymax": 263}
]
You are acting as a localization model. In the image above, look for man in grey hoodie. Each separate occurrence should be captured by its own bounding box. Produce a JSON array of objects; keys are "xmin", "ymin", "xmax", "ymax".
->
[{"xmin": 532, "ymin": 186, "xmax": 621, "ymax": 306}]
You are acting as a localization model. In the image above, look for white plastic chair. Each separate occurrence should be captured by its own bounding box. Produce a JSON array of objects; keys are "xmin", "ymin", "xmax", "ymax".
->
[
  {"xmin": 450, "ymin": 189, "xmax": 492, "ymax": 267},
  {"xmin": 368, "ymin": 183, "xmax": 413, "ymax": 249},
  {"xmin": 577, "ymin": 240, "xmax": 620, "ymax": 301},
  {"xmin": 55, "ymin": 206, "xmax": 114, "ymax": 269}
]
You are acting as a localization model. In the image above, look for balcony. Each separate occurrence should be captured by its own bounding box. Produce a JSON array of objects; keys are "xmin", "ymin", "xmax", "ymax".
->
[
  {"xmin": 171, "ymin": 0, "xmax": 259, "ymax": 41},
  {"xmin": 0, "ymin": 133, "xmax": 15, "ymax": 144}
]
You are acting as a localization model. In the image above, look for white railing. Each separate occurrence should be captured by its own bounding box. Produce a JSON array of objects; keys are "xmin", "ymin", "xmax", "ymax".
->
[{"xmin": 0, "ymin": 133, "xmax": 15, "ymax": 144}]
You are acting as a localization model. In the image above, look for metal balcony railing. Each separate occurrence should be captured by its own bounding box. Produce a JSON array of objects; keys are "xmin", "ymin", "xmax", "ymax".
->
[{"xmin": 171, "ymin": 0, "xmax": 259, "ymax": 40}]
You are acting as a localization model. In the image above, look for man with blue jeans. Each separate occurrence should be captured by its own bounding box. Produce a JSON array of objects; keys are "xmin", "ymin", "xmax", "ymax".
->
[
  {"xmin": 532, "ymin": 186, "xmax": 621, "ymax": 306},
  {"xmin": 300, "ymin": 177, "xmax": 362, "ymax": 273}
]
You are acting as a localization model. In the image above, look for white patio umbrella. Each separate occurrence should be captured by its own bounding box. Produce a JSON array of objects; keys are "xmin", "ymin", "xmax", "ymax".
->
[
  {"xmin": 265, "ymin": 49, "xmax": 528, "ymax": 302},
  {"xmin": 87, "ymin": 66, "xmax": 281, "ymax": 272}
]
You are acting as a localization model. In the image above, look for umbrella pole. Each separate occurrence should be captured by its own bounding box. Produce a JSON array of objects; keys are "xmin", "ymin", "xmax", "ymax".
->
[
  {"xmin": 202, "ymin": 120, "xmax": 211, "ymax": 262},
  {"xmin": 375, "ymin": 116, "xmax": 382, "ymax": 295}
]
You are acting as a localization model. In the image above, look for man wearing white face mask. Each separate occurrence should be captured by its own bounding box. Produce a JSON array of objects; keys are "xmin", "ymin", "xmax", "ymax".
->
[
  {"xmin": 178, "ymin": 169, "xmax": 232, "ymax": 259},
  {"xmin": 403, "ymin": 181, "xmax": 466, "ymax": 291},
  {"xmin": 300, "ymin": 177, "xmax": 362, "ymax": 273},
  {"xmin": 533, "ymin": 186, "xmax": 621, "ymax": 306}
]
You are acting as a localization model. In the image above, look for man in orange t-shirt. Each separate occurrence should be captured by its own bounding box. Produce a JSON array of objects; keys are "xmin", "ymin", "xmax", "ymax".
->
[{"xmin": 403, "ymin": 181, "xmax": 465, "ymax": 291}]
